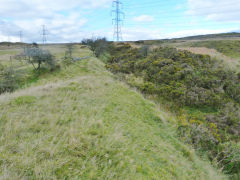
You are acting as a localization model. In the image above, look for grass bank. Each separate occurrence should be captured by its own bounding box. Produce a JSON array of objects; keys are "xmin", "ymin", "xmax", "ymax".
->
[{"xmin": 0, "ymin": 48, "xmax": 225, "ymax": 179}]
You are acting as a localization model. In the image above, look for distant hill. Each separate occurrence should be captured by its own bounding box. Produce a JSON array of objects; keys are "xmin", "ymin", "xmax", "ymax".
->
[
  {"xmin": 0, "ymin": 42, "xmax": 27, "ymax": 45},
  {"xmin": 171, "ymin": 32, "xmax": 240, "ymax": 41},
  {"xmin": 131, "ymin": 32, "xmax": 240, "ymax": 45}
]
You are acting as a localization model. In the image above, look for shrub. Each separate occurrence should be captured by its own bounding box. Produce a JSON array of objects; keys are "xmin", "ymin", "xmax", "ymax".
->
[
  {"xmin": 139, "ymin": 45, "xmax": 150, "ymax": 57},
  {"xmin": 105, "ymin": 43, "xmax": 240, "ymax": 175},
  {"xmin": 82, "ymin": 37, "xmax": 111, "ymax": 57},
  {"xmin": 24, "ymin": 46, "xmax": 57, "ymax": 71},
  {"xmin": 106, "ymin": 44, "xmax": 240, "ymax": 110},
  {"xmin": 215, "ymin": 142, "xmax": 240, "ymax": 175},
  {"xmin": 32, "ymin": 42, "xmax": 39, "ymax": 48},
  {"xmin": 0, "ymin": 66, "xmax": 19, "ymax": 94}
]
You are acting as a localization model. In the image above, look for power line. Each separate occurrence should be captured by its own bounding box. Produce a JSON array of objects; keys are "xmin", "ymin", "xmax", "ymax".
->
[{"xmin": 112, "ymin": 0, "xmax": 124, "ymax": 41}]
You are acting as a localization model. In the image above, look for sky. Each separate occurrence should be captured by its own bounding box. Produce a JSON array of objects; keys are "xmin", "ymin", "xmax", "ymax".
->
[{"xmin": 0, "ymin": 0, "xmax": 239, "ymax": 43}]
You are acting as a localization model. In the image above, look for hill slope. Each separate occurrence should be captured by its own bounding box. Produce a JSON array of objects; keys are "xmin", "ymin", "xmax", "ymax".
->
[{"xmin": 0, "ymin": 49, "xmax": 225, "ymax": 179}]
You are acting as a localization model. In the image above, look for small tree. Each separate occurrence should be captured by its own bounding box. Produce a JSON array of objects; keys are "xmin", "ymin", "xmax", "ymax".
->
[
  {"xmin": 81, "ymin": 37, "xmax": 110, "ymax": 57},
  {"xmin": 24, "ymin": 46, "xmax": 56, "ymax": 71},
  {"xmin": 32, "ymin": 42, "xmax": 39, "ymax": 48}
]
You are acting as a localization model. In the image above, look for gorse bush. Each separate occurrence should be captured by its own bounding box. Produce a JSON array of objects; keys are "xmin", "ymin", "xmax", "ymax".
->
[
  {"xmin": 104, "ymin": 43, "xmax": 240, "ymax": 176},
  {"xmin": 0, "ymin": 65, "xmax": 20, "ymax": 94}
]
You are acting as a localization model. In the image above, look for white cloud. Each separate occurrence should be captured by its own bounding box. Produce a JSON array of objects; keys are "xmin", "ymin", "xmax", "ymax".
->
[
  {"xmin": 0, "ymin": 0, "xmax": 239, "ymax": 43},
  {"xmin": 187, "ymin": 0, "xmax": 240, "ymax": 22},
  {"xmin": 0, "ymin": 0, "xmax": 111, "ymax": 18},
  {"xmin": 133, "ymin": 15, "xmax": 154, "ymax": 22},
  {"xmin": 122, "ymin": 27, "xmax": 162, "ymax": 41},
  {"xmin": 0, "ymin": 0, "xmax": 112, "ymax": 43}
]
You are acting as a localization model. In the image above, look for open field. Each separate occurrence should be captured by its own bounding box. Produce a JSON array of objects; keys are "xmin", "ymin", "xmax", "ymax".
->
[{"xmin": 0, "ymin": 45, "xmax": 226, "ymax": 179}]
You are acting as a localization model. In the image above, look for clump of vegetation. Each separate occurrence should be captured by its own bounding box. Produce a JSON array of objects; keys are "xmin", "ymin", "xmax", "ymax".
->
[
  {"xmin": 81, "ymin": 37, "xmax": 112, "ymax": 58},
  {"xmin": 104, "ymin": 43, "xmax": 240, "ymax": 177},
  {"xmin": 12, "ymin": 95, "xmax": 37, "ymax": 106},
  {"xmin": 62, "ymin": 44, "xmax": 74, "ymax": 66},
  {"xmin": 24, "ymin": 45, "xmax": 58, "ymax": 71},
  {"xmin": 0, "ymin": 65, "xmax": 19, "ymax": 94}
]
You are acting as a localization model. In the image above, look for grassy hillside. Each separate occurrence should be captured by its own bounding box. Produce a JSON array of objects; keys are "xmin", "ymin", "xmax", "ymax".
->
[
  {"xmin": 0, "ymin": 46, "xmax": 225, "ymax": 179},
  {"xmin": 129, "ymin": 33, "xmax": 240, "ymax": 45},
  {"xmin": 129, "ymin": 34, "xmax": 240, "ymax": 71},
  {"xmin": 176, "ymin": 40, "xmax": 240, "ymax": 71},
  {"xmin": 103, "ymin": 42, "xmax": 240, "ymax": 178},
  {"xmin": 189, "ymin": 40, "xmax": 240, "ymax": 59},
  {"xmin": 169, "ymin": 33, "xmax": 240, "ymax": 41}
]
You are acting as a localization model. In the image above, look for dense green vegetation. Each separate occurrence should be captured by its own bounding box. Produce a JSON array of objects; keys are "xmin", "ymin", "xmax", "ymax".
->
[
  {"xmin": 103, "ymin": 43, "xmax": 240, "ymax": 178},
  {"xmin": 190, "ymin": 40, "xmax": 240, "ymax": 58},
  {"xmin": 0, "ymin": 46, "xmax": 225, "ymax": 179}
]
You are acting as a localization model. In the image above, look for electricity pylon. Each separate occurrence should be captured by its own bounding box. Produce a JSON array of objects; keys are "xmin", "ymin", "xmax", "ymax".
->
[
  {"xmin": 41, "ymin": 25, "xmax": 49, "ymax": 44},
  {"xmin": 112, "ymin": 0, "xmax": 124, "ymax": 41}
]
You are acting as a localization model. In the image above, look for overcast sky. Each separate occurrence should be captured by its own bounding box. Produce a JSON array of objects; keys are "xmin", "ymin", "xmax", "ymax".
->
[{"xmin": 0, "ymin": 0, "xmax": 239, "ymax": 43}]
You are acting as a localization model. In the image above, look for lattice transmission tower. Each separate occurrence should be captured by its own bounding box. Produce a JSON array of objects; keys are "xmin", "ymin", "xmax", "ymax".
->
[
  {"xmin": 41, "ymin": 25, "xmax": 49, "ymax": 44},
  {"xmin": 112, "ymin": 0, "xmax": 124, "ymax": 41}
]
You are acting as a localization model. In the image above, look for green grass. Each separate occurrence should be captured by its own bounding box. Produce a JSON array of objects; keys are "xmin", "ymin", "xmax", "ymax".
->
[
  {"xmin": 0, "ymin": 50, "xmax": 19, "ymax": 56},
  {"xmin": 189, "ymin": 40, "xmax": 240, "ymax": 59},
  {"xmin": 0, "ymin": 46, "xmax": 226, "ymax": 179}
]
